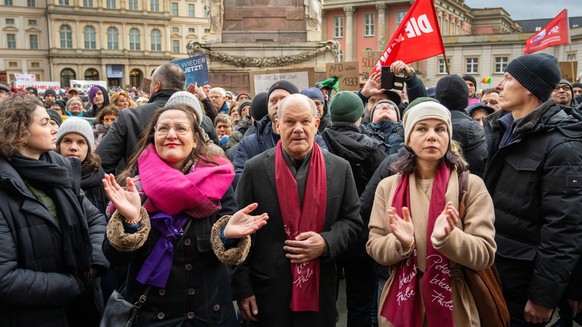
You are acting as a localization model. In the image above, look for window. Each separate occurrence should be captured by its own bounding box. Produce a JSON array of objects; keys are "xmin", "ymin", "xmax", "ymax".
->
[
  {"xmin": 150, "ymin": 29, "xmax": 161, "ymax": 51},
  {"xmin": 466, "ymin": 57, "xmax": 479, "ymax": 74},
  {"xmin": 4, "ymin": 0, "xmax": 13, "ymax": 5},
  {"xmin": 188, "ymin": 4, "xmax": 194, "ymax": 17},
  {"xmin": 34, "ymin": 73, "xmax": 40, "ymax": 80},
  {"xmin": 107, "ymin": 27, "xmax": 119, "ymax": 50},
  {"xmin": 333, "ymin": 16, "xmax": 343, "ymax": 39},
  {"xmin": 106, "ymin": 0, "xmax": 115, "ymax": 8},
  {"xmin": 438, "ymin": 58, "xmax": 450, "ymax": 74},
  {"xmin": 171, "ymin": 2, "xmax": 178, "ymax": 16},
  {"xmin": 7, "ymin": 34, "xmax": 16, "ymax": 49},
  {"xmin": 204, "ymin": 28, "xmax": 210, "ymax": 34},
  {"xmin": 150, "ymin": 0, "xmax": 159, "ymax": 12},
  {"xmin": 83, "ymin": 0, "xmax": 93, "ymax": 6},
  {"xmin": 337, "ymin": 49, "xmax": 344, "ymax": 62},
  {"xmin": 172, "ymin": 26, "xmax": 179, "ymax": 33},
  {"xmin": 364, "ymin": 13, "xmax": 375, "ymax": 37},
  {"xmin": 58, "ymin": 0, "xmax": 68, "ymax": 5},
  {"xmin": 60, "ymin": 68, "xmax": 76, "ymax": 87},
  {"xmin": 203, "ymin": 5, "xmax": 207, "ymax": 17},
  {"xmin": 397, "ymin": 11, "xmax": 407, "ymax": 27},
  {"xmin": 128, "ymin": 0, "xmax": 138, "ymax": 10},
  {"xmin": 188, "ymin": 27, "xmax": 195, "ymax": 33},
  {"xmin": 6, "ymin": 18, "xmax": 14, "ymax": 25},
  {"xmin": 27, "ymin": 0, "xmax": 36, "ymax": 7},
  {"xmin": 129, "ymin": 28, "xmax": 140, "ymax": 50},
  {"xmin": 60, "ymin": 25, "xmax": 73, "ymax": 48},
  {"xmin": 31, "ymin": 61, "xmax": 40, "ymax": 68},
  {"xmin": 494, "ymin": 57, "xmax": 508, "ymax": 74},
  {"xmin": 172, "ymin": 40, "xmax": 180, "ymax": 53},
  {"xmin": 8, "ymin": 62, "xmax": 18, "ymax": 68},
  {"xmin": 84, "ymin": 26, "xmax": 96, "ymax": 49},
  {"xmin": 28, "ymin": 19, "xmax": 37, "ymax": 26},
  {"xmin": 29, "ymin": 34, "xmax": 39, "ymax": 49}
]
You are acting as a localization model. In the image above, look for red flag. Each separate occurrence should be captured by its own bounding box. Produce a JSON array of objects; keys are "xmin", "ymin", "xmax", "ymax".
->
[
  {"xmin": 524, "ymin": 9, "xmax": 570, "ymax": 54},
  {"xmin": 373, "ymin": 0, "xmax": 444, "ymax": 74}
]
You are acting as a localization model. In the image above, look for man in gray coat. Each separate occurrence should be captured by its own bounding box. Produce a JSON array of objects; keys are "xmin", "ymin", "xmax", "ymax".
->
[{"xmin": 233, "ymin": 94, "xmax": 362, "ymax": 327}]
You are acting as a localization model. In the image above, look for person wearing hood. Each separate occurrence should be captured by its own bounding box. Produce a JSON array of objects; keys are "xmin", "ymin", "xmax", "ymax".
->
[
  {"xmin": 435, "ymin": 74, "xmax": 487, "ymax": 177},
  {"xmin": 93, "ymin": 104, "xmax": 120, "ymax": 148},
  {"xmin": 466, "ymin": 102, "xmax": 495, "ymax": 127},
  {"xmin": 86, "ymin": 85, "xmax": 110, "ymax": 117},
  {"xmin": 483, "ymin": 53, "xmax": 582, "ymax": 326},
  {"xmin": 361, "ymin": 99, "xmax": 404, "ymax": 156},
  {"xmin": 301, "ymin": 87, "xmax": 330, "ymax": 133},
  {"xmin": 551, "ymin": 79, "xmax": 576, "ymax": 108},
  {"xmin": 321, "ymin": 91, "xmax": 385, "ymax": 326}
]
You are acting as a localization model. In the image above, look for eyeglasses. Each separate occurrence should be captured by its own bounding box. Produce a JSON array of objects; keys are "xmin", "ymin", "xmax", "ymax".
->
[
  {"xmin": 154, "ymin": 122, "xmax": 191, "ymax": 135},
  {"xmin": 554, "ymin": 85, "xmax": 571, "ymax": 92}
]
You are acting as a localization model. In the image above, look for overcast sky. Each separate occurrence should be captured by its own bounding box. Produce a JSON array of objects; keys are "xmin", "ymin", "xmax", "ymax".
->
[{"xmin": 463, "ymin": 1, "xmax": 582, "ymax": 20}]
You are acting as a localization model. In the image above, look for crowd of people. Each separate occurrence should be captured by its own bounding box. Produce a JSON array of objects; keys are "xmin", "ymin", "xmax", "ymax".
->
[{"xmin": 0, "ymin": 53, "xmax": 582, "ymax": 327}]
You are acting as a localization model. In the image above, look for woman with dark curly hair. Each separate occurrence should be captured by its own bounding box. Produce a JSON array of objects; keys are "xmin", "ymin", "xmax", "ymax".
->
[{"xmin": 0, "ymin": 95, "xmax": 108, "ymax": 326}]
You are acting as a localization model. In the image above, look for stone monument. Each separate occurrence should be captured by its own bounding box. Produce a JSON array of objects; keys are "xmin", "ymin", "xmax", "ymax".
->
[{"xmin": 187, "ymin": 0, "xmax": 338, "ymax": 90}]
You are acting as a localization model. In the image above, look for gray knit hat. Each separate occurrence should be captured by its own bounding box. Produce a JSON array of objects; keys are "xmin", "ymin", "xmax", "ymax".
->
[
  {"xmin": 166, "ymin": 91, "xmax": 203, "ymax": 126},
  {"xmin": 505, "ymin": 53, "xmax": 561, "ymax": 103},
  {"xmin": 57, "ymin": 117, "xmax": 95, "ymax": 150}
]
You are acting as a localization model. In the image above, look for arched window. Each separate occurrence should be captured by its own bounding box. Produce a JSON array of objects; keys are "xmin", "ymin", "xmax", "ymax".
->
[
  {"xmin": 60, "ymin": 68, "xmax": 76, "ymax": 87},
  {"xmin": 129, "ymin": 68, "xmax": 143, "ymax": 87},
  {"xmin": 60, "ymin": 24, "xmax": 72, "ymax": 48},
  {"xmin": 129, "ymin": 28, "xmax": 140, "ymax": 51},
  {"xmin": 84, "ymin": 68, "xmax": 99, "ymax": 80},
  {"xmin": 107, "ymin": 27, "xmax": 118, "ymax": 50},
  {"xmin": 151, "ymin": 29, "xmax": 161, "ymax": 51},
  {"xmin": 84, "ymin": 26, "xmax": 96, "ymax": 49}
]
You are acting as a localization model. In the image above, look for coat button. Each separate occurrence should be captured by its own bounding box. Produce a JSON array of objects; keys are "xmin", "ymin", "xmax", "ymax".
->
[
  {"xmin": 188, "ymin": 288, "xmax": 196, "ymax": 295},
  {"xmin": 158, "ymin": 289, "xmax": 166, "ymax": 296},
  {"xmin": 187, "ymin": 312, "xmax": 195, "ymax": 319},
  {"xmin": 157, "ymin": 312, "xmax": 165, "ymax": 320},
  {"xmin": 184, "ymin": 238, "xmax": 191, "ymax": 246},
  {"xmin": 213, "ymin": 304, "xmax": 220, "ymax": 311},
  {"xmin": 185, "ymin": 264, "xmax": 192, "ymax": 271}
]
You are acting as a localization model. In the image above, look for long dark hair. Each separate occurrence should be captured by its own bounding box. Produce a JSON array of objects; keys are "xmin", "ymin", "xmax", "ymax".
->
[
  {"xmin": 390, "ymin": 140, "xmax": 467, "ymax": 175},
  {"xmin": 117, "ymin": 104, "xmax": 218, "ymax": 183}
]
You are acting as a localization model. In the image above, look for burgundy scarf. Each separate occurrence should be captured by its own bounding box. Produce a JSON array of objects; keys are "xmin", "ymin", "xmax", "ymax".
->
[
  {"xmin": 275, "ymin": 141, "xmax": 327, "ymax": 312},
  {"xmin": 381, "ymin": 164, "xmax": 454, "ymax": 327}
]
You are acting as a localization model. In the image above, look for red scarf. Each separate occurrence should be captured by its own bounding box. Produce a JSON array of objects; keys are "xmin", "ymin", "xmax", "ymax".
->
[
  {"xmin": 381, "ymin": 164, "xmax": 454, "ymax": 327},
  {"xmin": 275, "ymin": 141, "xmax": 327, "ymax": 312}
]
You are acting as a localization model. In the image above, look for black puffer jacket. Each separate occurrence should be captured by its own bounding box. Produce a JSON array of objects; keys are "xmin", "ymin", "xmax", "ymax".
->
[
  {"xmin": 450, "ymin": 110, "xmax": 487, "ymax": 177},
  {"xmin": 0, "ymin": 153, "xmax": 107, "ymax": 327},
  {"xmin": 483, "ymin": 101, "xmax": 582, "ymax": 311}
]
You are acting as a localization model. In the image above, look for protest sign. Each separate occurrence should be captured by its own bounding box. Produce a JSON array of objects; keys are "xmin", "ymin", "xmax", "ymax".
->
[
  {"xmin": 249, "ymin": 68, "xmax": 314, "ymax": 96},
  {"xmin": 172, "ymin": 54, "xmax": 210, "ymax": 87},
  {"xmin": 70, "ymin": 80, "xmax": 108, "ymax": 94},
  {"xmin": 325, "ymin": 62, "xmax": 360, "ymax": 91}
]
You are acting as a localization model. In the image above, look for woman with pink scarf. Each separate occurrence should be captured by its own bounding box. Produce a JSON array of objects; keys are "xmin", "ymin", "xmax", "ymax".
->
[
  {"xmin": 102, "ymin": 104, "xmax": 268, "ymax": 327},
  {"xmin": 366, "ymin": 101, "xmax": 496, "ymax": 327}
]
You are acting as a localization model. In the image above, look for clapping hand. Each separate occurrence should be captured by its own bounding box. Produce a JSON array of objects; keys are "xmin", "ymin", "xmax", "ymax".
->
[
  {"xmin": 431, "ymin": 201, "xmax": 459, "ymax": 243},
  {"xmin": 102, "ymin": 174, "xmax": 141, "ymax": 224},
  {"xmin": 223, "ymin": 203, "xmax": 269, "ymax": 239},
  {"xmin": 388, "ymin": 207, "xmax": 414, "ymax": 249}
]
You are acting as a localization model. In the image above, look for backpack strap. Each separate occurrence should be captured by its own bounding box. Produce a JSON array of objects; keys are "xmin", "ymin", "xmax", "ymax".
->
[{"xmin": 458, "ymin": 170, "xmax": 470, "ymax": 222}]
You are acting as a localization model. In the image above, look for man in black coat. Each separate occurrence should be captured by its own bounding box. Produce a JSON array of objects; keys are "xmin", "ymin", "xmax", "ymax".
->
[
  {"xmin": 435, "ymin": 74, "xmax": 488, "ymax": 177},
  {"xmin": 233, "ymin": 94, "xmax": 362, "ymax": 327},
  {"xmin": 483, "ymin": 53, "xmax": 582, "ymax": 326}
]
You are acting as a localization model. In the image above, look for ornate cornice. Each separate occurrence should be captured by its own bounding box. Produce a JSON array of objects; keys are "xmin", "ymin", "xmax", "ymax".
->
[{"xmin": 186, "ymin": 40, "xmax": 339, "ymax": 68}]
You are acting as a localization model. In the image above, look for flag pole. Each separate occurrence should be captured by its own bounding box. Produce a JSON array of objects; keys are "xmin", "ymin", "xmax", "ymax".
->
[
  {"xmin": 443, "ymin": 52, "xmax": 451, "ymax": 75},
  {"xmin": 568, "ymin": 44, "xmax": 575, "ymax": 82}
]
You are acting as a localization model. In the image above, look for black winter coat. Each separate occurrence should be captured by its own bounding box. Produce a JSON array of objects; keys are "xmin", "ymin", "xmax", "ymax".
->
[
  {"xmin": 0, "ymin": 153, "xmax": 108, "ymax": 327},
  {"xmin": 103, "ymin": 188, "xmax": 239, "ymax": 327},
  {"xmin": 450, "ymin": 110, "xmax": 487, "ymax": 177},
  {"xmin": 483, "ymin": 101, "xmax": 582, "ymax": 314}
]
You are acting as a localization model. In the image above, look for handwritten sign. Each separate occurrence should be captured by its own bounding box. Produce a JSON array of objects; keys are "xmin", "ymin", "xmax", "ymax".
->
[
  {"xmin": 249, "ymin": 68, "xmax": 315, "ymax": 96},
  {"xmin": 361, "ymin": 50, "xmax": 382, "ymax": 83},
  {"xmin": 325, "ymin": 62, "xmax": 360, "ymax": 91},
  {"xmin": 172, "ymin": 54, "xmax": 210, "ymax": 87},
  {"xmin": 70, "ymin": 80, "xmax": 107, "ymax": 94},
  {"xmin": 14, "ymin": 73, "xmax": 36, "ymax": 82}
]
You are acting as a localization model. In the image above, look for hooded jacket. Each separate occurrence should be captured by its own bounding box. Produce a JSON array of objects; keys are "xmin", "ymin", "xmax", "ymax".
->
[{"xmin": 483, "ymin": 101, "xmax": 582, "ymax": 313}]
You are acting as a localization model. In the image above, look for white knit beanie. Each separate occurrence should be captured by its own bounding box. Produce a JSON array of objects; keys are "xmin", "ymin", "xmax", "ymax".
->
[
  {"xmin": 402, "ymin": 101, "xmax": 452, "ymax": 146},
  {"xmin": 166, "ymin": 91, "xmax": 203, "ymax": 126},
  {"xmin": 57, "ymin": 117, "xmax": 95, "ymax": 150}
]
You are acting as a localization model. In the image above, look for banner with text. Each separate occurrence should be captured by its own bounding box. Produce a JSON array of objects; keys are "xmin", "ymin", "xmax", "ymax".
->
[
  {"xmin": 172, "ymin": 54, "xmax": 210, "ymax": 87},
  {"xmin": 361, "ymin": 50, "xmax": 382, "ymax": 83},
  {"xmin": 14, "ymin": 81, "xmax": 60, "ymax": 94},
  {"xmin": 373, "ymin": 0, "xmax": 444, "ymax": 74},
  {"xmin": 70, "ymin": 80, "xmax": 108, "ymax": 94},
  {"xmin": 524, "ymin": 9, "xmax": 570, "ymax": 54},
  {"xmin": 325, "ymin": 62, "xmax": 360, "ymax": 91},
  {"xmin": 249, "ymin": 68, "xmax": 315, "ymax": 96},
  {"xmin": 15, "ymin": 73, "xmax": 36, "ymax": 82}
]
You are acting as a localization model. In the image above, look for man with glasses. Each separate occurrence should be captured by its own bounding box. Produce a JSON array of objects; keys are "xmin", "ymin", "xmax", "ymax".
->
[
  {"xmin": 301, "ymin": 87, "xmax": 330, "ymax": 133},
  {"xmin": 361, "ymin": 99, "xmax": 404, "ymax": 156},
  {"xmin": 551, "ymin": 79, "xmax": 576, "ymax": 108}
]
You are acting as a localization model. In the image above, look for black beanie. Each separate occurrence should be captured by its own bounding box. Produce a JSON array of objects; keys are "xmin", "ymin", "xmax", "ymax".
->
[
  {"xmin": 250, "ymin": 92, "xmax": 269, "ymax": 121},
  {"xmin": 505, "ymin": 53, "xmax": 561, "ymax": 103},
  {"xmin": 435, "ymin": 74, "xmax": 469, "ymax": 111},
  {"xmin": 54, "ymin": 99, "xmax": 66, "ymax": 111},
  {"xmin": 44, "ymin": 88, "xmax": 57, "ymax": 98},
  {"xmin": 47, "ymin": 109, "xmax": 63, "ymax": 126},
  {"xmin": 267, "ymin": 80, "xmax": 299, "ymax": 100},
  {"xmin": 462, "ymin": 74, "xmax": 477, "ymax": 88}
]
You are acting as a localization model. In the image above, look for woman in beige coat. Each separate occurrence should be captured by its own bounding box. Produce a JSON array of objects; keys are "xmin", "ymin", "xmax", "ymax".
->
[{"xmin": 366, "ymin": 101, "xmax": 496, "ymax": 327}]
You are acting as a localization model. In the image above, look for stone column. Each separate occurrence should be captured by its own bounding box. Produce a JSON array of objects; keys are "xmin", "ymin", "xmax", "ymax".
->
[
  {"xmin": 344, "ymin": 6, "xmax": 354, "ymax": 61},
  {"xmin": 321, "ymin": 10, "xmax": 327, "ymax": 41},
  {"xmin": 376, "ymin": 4, "xmax": 386, "ymax": 51}
]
